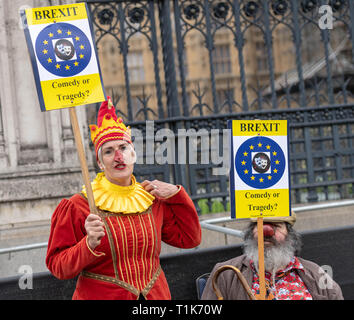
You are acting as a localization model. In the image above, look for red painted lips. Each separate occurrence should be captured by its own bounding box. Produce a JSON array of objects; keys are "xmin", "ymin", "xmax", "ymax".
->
[{"xmin": 114, "ymin": 163, "xmax": 126, "ymax": 170}]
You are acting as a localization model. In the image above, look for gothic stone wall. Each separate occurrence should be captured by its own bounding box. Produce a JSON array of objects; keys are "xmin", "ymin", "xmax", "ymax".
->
[{"xmin": 0, "ymin": 0, "xmax": 95, "ymax": 239}]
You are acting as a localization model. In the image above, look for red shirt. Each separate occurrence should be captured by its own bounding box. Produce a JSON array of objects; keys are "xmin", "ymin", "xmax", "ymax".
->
[{"xmin": 251, "ymin": 257, "xmax": 313, "ymax": 300}]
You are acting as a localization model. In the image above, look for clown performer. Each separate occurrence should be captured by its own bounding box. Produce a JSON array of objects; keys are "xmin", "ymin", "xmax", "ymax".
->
[{"xmin": 46, "ymin": 98, "xmax": 201, "ymax": 300}]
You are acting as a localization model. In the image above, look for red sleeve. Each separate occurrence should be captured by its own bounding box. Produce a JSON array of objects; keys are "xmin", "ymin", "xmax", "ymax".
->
[
  {"xmin": 45, "ymin": 198, "xmax": 105, "ymax": 280},
  {"xmin": 159, "ymin": 186, "xmax": 201, "ymax": 248}
]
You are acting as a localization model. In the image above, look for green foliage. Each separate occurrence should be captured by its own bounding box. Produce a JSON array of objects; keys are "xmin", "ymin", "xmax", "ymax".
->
[
  {"xmin": 198, "ymin": 199, "xmax": 209, "ymax": 215},
  {"xmin": 198, "ymin": 199, "xmax": 230, "ymax": 214}
]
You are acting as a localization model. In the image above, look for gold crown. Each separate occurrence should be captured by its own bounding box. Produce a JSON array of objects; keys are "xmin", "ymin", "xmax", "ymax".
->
[{"xmin": 89, "ymin": 99, "xmax": 132, "ymax": 155}]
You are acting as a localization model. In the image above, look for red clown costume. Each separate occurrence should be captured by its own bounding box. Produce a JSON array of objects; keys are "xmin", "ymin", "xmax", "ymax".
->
[{"xmin": 46, "ymin": 98, "xmax": 201, "ymax": 300}]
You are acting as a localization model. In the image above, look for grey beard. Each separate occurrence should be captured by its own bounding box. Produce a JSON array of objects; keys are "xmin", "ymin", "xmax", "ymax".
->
[{"xmin": 243, "ymin": 235, "xmax": 296, "ymax": 275}]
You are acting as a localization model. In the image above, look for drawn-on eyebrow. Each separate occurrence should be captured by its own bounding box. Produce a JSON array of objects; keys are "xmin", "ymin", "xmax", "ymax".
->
[{"xmin": 102, "ymin": 146, "xmax": 114, "ymax": 152}]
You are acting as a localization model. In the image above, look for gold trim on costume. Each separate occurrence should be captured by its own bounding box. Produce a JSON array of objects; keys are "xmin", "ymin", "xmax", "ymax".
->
[
  {"xmin": 104, "ymin": 216, "xmax": 120, "ymax": 279},
  {"xmin": 85, "ymin": 236, "xmax": 105, "ymax": 257},
  {"xmin": 138, "ymin": 214, "xmax": 148, "ymax": 287},
  {"xmin": 147, "ymin": 213, "xmax": 156, "ymax": 280},
  {"xmin": 116, "ymin": 216, "xmax": 133, "ymax": 284},
  {"xmin": 81, "ymin": 265, "xmax": 162, "ymax": 299},
  {"xmin": 141, "ymin": 265, "xmax": 162, "ymax": 298},
  {"xmin": 150, "ymin": 212, "xmax": 160, "ymax": 275},
  {"xmin": 81, "ymin": 271, "xmax": 139, "ymax": 296},
  {"xmin": 127, "ymin": 216, "xmax": 141, "ymax": 290}
]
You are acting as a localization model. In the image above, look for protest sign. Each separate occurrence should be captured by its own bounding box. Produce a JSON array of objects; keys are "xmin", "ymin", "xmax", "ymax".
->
[
  {"xmin": 229, "ymin": 120, "xmax": 291, "ymax": 219},
  {"xmin": 228, "ymin": 119, "xmax": 292, "ymax": 299},
  {"xmin": 21, "ymin": 3, "xmax": 107, "ymax": 214},
  {"xmin": 21, "ymin": 2, "xmax": 105, "ymax": 111}
]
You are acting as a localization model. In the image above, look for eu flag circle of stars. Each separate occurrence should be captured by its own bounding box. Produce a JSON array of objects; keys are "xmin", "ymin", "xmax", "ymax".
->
[
  {"xmin": 235, "ymin": 136, "xmax": 285, "ymax": 189},
  {"xmin": 35, "ymin": 22, "xmax": 92, "ymax": 77}
]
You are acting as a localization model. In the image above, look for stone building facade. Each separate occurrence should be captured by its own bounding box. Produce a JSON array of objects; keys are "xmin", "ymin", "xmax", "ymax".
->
[{"xmin": 0, "ymin": 0, "xmax": 95, "ymax": 246}]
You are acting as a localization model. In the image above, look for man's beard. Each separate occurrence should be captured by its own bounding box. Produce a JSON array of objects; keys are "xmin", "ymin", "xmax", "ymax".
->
[{"xmin": 243, "ymin": 224, "xmax": 301, "ymax": 275}]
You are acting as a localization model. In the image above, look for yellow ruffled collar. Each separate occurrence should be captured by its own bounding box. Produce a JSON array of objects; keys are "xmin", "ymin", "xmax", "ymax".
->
[{"xmin": 81, "ymin": 172, "xmax": 155, "ymax": 214}]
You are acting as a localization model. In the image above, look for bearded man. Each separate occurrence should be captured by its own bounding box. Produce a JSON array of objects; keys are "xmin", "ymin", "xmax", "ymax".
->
[{"xmin": 201, "ymin": 214, "xmax": 343, "ymax": 300}]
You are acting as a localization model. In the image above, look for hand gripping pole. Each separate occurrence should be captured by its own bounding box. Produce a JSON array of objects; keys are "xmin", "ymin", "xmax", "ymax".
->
[{"xmin": 212, "ymin": 265, "xmax": 257, "ymax": 300}]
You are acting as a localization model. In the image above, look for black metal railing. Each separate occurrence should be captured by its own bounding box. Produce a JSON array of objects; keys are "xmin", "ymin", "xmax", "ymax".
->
[{"xmin": 84, "ymin": 0, "xmax": 354, "ymax": 212}]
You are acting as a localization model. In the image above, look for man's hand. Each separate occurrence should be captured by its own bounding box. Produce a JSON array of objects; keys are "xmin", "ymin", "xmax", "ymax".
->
[
  {"xmin": 141, "ymin": 180, "xmax": 179, "ymax": 199},
  {"xmin": 85, "ymin": 214, "xmax": 105, "ymax": 251}
]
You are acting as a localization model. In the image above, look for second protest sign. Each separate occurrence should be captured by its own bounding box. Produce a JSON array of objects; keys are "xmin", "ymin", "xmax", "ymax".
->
[{"xmin": 229, "ymin": 119, "xmax": 291, "ymax": 219}]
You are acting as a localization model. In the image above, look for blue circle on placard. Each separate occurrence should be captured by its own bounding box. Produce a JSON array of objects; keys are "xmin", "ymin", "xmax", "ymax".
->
[
  {"xmin": 235, "ymin": 136, "xmax": 285, "ymax": 189},
  {"xmin": 35, "ymin": 22, "xmax": 91, "ymax": 77}
]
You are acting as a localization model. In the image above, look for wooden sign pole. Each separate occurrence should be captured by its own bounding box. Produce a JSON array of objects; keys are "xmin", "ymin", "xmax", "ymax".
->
[
  {"xmin": 257, "ymin": 217, "xmax": 266, "ymax": 300},
  {"xmin": 69, "ymin": 107, "xmax": 98, "ymax": 215}
]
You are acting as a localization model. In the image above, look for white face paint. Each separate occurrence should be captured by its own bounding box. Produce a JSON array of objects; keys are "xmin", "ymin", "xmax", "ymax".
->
[
  {"xmin": 98, "ymin": 144, "xmax": 135, "ymax": 168},
  {"xmin": 123, "ymin": 144, "xmax": 137, "ymax": 165},
  {"xmin": 98, "ymin": 140, "xmax": 136, "ymax": 186}
]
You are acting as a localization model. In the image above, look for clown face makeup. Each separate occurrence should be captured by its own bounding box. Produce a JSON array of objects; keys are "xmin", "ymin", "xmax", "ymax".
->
[{"xmin": 98, "ymin": 140, "xmax": 136, "ymax": 186}]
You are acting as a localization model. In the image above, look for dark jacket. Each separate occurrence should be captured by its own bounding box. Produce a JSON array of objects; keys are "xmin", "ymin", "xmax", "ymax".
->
[{"xmin": 201, "ymin": 254, "xmax": 344, "ymax": 300}]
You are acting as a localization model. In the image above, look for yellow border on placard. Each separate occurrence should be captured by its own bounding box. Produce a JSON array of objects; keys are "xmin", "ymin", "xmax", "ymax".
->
[
  {"xmin": 26, "ymin": 3, "xmax": 87, "ymax": 25},
  {"xmin": 232, "ymin": 120, "xmax": 287, "ymax": 136},
  {"xmin": 234, "ymin": 189, "xmax": 289, "ymax": 219}
]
